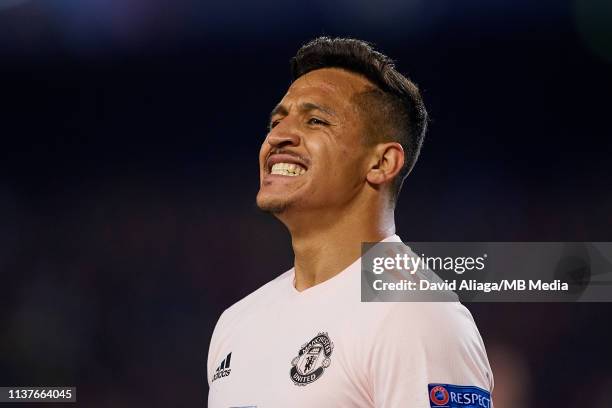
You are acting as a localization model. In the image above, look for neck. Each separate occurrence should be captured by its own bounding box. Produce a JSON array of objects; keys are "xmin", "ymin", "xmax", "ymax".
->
[{"xmin": 281, "ymin": 198, "xmax": 396, "ymax": 291}]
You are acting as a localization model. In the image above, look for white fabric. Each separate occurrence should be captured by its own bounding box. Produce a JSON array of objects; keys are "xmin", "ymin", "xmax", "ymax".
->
[{"xmin": 207, "ymin": 235, "xmax": 494, "ymax": 407}]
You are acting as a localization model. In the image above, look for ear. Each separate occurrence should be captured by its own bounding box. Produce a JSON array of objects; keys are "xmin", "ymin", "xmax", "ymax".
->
[{"xmin": 366, "ymin": 142, "xmax": 405, "ymax": 187}]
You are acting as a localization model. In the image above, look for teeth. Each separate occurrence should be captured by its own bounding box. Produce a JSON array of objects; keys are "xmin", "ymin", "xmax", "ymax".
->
[{"xmin": 271, "ymin": 162, "xmax": 306, "ymax": 176}]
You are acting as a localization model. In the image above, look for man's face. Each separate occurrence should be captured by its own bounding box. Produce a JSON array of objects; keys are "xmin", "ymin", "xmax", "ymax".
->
[{"xmin": 256, "ymin": 68, "xmax": 374, "ymax": 214}]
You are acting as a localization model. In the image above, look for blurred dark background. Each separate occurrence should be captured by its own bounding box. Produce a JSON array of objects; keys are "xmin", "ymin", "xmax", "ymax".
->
[{"xmin": 0, "ymin": 0, "xmax": 611, "ymax": 407}]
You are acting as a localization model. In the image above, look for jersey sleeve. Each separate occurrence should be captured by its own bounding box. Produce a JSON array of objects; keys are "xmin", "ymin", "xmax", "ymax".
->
[{"xmin": 367, "ymin": 302, "xmax": 494, "ymax": 407}]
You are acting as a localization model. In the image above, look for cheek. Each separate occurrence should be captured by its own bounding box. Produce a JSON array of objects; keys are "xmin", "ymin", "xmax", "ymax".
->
[
  {"xmin": 322, "ymin": 148, "xmax": 364, "ymax": 186},
  {"xmin": 338, "ymin": 146, "xmax": 370, "ymax": 185},
  {"xmin": 307, "ymin": 134, "xmax": 364, "ymax": 184}
]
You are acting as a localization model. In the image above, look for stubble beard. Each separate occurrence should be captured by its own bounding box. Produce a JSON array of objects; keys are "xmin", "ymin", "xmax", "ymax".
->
[{"xmin": 256, "ymin": 193, "xmax": 290, "ymax": 214}]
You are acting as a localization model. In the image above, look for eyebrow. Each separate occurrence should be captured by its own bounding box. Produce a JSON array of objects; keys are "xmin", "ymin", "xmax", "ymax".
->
[{"xmin": 269, "ymin": 102, "xmax": 337, "ymax": 121}]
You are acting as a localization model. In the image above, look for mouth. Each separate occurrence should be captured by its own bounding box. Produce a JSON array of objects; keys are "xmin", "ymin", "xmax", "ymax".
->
[
  {"xmin": 270, "ymin": 162, "xmax": 307, "ymax": 177},
  {"xmin": 266, "ymin": 153, "xmax": 309, "ymax": 177}
]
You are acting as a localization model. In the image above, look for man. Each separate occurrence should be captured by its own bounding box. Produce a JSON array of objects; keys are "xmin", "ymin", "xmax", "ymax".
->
[{"xmin": 207, "ymin": 37, "xmax": 494, "ymax": 407}]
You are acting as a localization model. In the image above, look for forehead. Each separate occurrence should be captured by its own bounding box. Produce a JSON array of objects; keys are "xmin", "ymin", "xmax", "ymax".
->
[{"xmin": 281, "ymin": 68, "xmax": 374, "ymax": 106}]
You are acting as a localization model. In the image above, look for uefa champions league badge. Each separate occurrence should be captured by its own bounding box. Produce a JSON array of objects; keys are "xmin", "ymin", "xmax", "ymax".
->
[
  {"xmin": 428, "ymin": 383, "xmax": 492, "ymax": 408},
  {"xmin": 290, "ymin": 332, "xmax": 333, "ymax": 386}
]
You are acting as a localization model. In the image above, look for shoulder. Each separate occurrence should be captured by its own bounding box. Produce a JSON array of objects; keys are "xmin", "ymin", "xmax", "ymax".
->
[
  {"xmin": 368, "ymin": 301, "xmax": 493, "ymax": 391},
  {"xmin": 387, "ymin": 301, "xmax": 478, "ymax": 333},
  {"xmin": 207, "ymin": 269, "xmax": 293, "ymax": 383},
  {"xmin": 372, "ymin": 301, "xmax": 486, "ymax": 354},
  {"xmin": 214, "ymin": 268, "xmax": 293, "ymax": 329}
]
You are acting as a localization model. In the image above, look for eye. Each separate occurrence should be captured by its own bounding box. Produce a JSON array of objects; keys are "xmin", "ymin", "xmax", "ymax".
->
[
  {"xmin": 269, "ymin": 119, "xmax": 280, "ymax": 130},
  {"xmin": 307, "ymin": 117, "xmax": 328, "ymax": 126}
]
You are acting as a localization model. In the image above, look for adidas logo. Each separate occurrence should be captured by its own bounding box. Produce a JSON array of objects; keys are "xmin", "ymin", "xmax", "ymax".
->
[{"xmin": 212, "ymin": 352, "xmax": 232, "ymax": 382}]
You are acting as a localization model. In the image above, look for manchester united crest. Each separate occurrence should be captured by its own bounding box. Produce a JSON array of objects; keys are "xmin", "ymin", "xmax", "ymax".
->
[{"xmin": 290, "ymin": 332, "xmax": 333, "ymax": 386}]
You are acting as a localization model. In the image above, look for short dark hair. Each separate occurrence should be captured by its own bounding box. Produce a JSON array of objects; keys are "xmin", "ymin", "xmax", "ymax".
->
[{"xmin": 290, "ymin": 37, "xmax": 428, "ymax": 200}]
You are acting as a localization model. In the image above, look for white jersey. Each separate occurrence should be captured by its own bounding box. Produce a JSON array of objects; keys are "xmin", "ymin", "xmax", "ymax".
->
[{"xmin": 207, "ymin": 235, "xmax": 494, "ymax": 408}]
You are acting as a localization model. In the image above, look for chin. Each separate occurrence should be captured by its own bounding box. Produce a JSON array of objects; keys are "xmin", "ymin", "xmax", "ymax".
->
[{"xmin": 256, "ymin": 192, "xmax": 291, "ymax": 214}]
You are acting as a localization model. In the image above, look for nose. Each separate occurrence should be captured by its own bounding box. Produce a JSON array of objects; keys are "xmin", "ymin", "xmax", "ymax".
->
[{"xmin": 267, "ymin": 124, "xmax": 300, "ymax": 149}]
